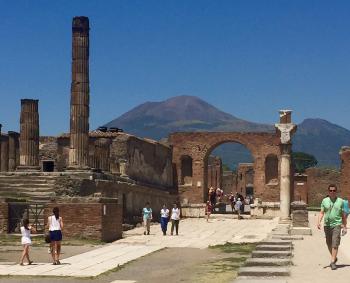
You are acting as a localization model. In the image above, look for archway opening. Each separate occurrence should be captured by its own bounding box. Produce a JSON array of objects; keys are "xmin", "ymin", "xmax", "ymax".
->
[
  {"xmin": 180, "ymin": 155, "xmax": 193, "ymax": 185},
  {"xmin": 265, "ymin": 154, "xmax": 278, "ymax": 184},
  {"xmin": 205, "ymin": 142, "xmax": 254, "ymax": 213}
]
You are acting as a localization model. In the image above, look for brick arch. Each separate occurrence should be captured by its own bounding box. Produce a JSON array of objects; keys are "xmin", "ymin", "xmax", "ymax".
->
[{"xmin": 169, "ymin": 132, "xmax": 281, "ymax": 204}]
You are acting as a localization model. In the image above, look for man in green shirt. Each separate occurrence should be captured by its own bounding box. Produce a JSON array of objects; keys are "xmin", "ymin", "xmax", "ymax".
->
[{"xmin": 317, "ymin": 184, "xmax": 347, "ymax": 270}]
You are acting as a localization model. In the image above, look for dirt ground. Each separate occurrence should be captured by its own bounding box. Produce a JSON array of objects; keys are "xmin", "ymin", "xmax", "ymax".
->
[{"xmin": 0, "ymin": 245, "xmax": 252, "ymax": 283}]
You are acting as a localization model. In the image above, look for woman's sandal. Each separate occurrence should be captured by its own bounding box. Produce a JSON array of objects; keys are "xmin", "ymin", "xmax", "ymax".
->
[
  {"xmin": 19, "ymin": 263, "xmax": 24, "ymax": 266},
  {"xmin": 28, "ymin": 260, "xmax": 33, "ymax": 265}
]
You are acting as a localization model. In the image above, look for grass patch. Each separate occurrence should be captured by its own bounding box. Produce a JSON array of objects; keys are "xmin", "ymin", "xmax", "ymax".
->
[
  {"xmin": 192, "ymin": 243, "xmax": 256, "ymax": 283},
  {"xmin": 209, "ymin": 242, "xmax": 256, "ymax": 254}
]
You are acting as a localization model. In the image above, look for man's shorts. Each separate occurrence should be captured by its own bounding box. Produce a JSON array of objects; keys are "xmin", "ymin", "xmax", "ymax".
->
[{"xmin": 324, "ymin": 225, "xmax": 341, "ymax": 248}]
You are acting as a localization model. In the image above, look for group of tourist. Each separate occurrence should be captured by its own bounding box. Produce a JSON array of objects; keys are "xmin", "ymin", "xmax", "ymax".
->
[
  {"xmin": 142, "ymin": 202, "xmax": 181, "ymax": 236},
  {"xmin": 19, "ymin": 207, "xmax": 63, "ymax": 266}
]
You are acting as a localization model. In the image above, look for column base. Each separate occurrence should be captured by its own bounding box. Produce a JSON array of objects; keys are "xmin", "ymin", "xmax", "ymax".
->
[{"xmin": 16, "ymin": 166, "xmax": 41, "ymax": 172}]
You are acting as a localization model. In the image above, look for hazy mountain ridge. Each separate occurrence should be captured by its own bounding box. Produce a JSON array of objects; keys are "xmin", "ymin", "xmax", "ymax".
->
[{"xmin": 103, "ymin": 95, "xmax": 350, "ymax": 167}]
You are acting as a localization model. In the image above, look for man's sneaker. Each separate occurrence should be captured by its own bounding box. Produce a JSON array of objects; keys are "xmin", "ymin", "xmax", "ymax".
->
[
  {"xmin": 143, "ymin": 231, "xmax": 146, "ymax": 235},
  {"xmin": 330, "ymin": 262, "xmax": 337, "ymax": 270}
]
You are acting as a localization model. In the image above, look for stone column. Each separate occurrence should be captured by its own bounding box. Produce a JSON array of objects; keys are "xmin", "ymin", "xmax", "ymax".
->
[
  {"xmin": 68, "ymin": 16, "xmax": 90, "ymax": 170},
  {"xmin": 17, "ymin": 99, "xmax": 40, "ymax": 171},
  {"xmin": 0, "ymin": 135, "xmax": 9, "ymax": 172},
  {"xmin": 275, "ymin": 110, "xmax": 297, "ymax": 220},
  {"xmin": 0, "ymin": 124, "xmax": 2, "ymax": 170},
  {"xmin": 8, "ymin": 131, "xmax": 19, "ymax": 171}
]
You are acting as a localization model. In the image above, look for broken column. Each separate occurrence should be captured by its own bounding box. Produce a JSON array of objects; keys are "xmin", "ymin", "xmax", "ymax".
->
[
  {"xmin": 17, "ymin": 99, "xmax": 40, "ymax": 171},
  {"xmin": 0, "ymin": 135, "xmax": 9, "ymax": 172},
  {"xmin": 68, "ymin": 16, "xmax": 90, "ymax": 170},
  {"xmin": 8, "ymin": 131, "xmax": 20, "ymax": 171},
  {"xmin": 275, "ymin": 110, "xmax": 297, "ymax": 220}
]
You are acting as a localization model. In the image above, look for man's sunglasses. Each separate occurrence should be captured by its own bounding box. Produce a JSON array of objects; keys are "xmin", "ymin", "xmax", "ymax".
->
[{"xmin": 329, "ymin": 189, "xmax": 336, "ymax": 192}]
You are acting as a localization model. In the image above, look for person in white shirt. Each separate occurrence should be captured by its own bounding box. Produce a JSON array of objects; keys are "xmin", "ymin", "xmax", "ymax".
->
[
  {"xmin": 19, "ymin": 219, "xmax": 35, "ymax": 265},
  {"xmin": 170, "ymin": 203, "xmax": 181, "ymax": 235},
  {"xmin": 160, "ymin": 204, "xmax": 170, "ymax": 236},
  {"xmin": 47, "ymin": 207, "xmax": 64, "ymax": 265}
]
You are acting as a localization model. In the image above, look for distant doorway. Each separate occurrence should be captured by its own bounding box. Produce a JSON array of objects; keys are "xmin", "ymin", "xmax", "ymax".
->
[{"xmin": 42, "ymin": 160, "xmax": 55, "ymax": 172}]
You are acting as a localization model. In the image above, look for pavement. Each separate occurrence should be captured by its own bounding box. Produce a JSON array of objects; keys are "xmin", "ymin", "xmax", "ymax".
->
[
  {"xmin": 0, "ymin": 216, "xmax": 279, "ymax": 278},
  {"xmin": 288, "ymin": 212, "xmax": 350, "ymax": 283}
]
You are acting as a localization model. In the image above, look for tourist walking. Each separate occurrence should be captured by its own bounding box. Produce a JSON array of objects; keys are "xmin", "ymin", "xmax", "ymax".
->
[
  {"xmin": 205, "ymin": 201, "xmax": 212, "ymax": 222},
  {"xmin": 171, "ymin": 203, "xmax": 181, "ymax": 235},
  {"xmin": 48, "ymin": 207, "xmax": 64, "ymax": 265},
  {"xmin": 235, "ymin": 197, "xmax": 243, "ymax": 219},
  {"xmin": 209, "ymin": 187, "xmax": 216, "ymax": 206},
  {"xmin": 160, "ymin": 204, "xmax": 170, "ymax": 235},
  {"xmin": 317, "ymin": 184, "xmax": 347, "ymax": 270},
  {"xmin": 19, "ymin": 219, "xmax": 35, "ymax": 266},
  {"xmin": 142, "ymin": 202, "xmax": 153, "ymax": 235}
]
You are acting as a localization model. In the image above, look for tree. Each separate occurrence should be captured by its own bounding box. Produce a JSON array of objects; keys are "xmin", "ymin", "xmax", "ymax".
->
[{"xmin": 292, "ymin": 152, "xmax": 318, "ymax": 173}]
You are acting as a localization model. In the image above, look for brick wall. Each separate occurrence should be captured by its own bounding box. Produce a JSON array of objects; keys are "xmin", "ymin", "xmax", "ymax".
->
[
  {"xmin": 44, "ymin": 199, "xmax": 122, "ymax": 242},
  {"xmin": 306, "ymin": 167, "xmax": 341, "ymax": 206},
  {"xmin": 0, "ymin": 201, "xmax": 8, "ymax": 234}
]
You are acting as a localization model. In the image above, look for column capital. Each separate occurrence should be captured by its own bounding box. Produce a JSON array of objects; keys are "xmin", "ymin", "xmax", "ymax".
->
[{"xmin": 275, "ymin": 123, "xmax": 297, "ymax": 144}]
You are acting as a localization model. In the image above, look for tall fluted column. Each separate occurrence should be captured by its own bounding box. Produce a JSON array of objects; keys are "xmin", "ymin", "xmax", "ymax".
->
[
  {"xmin": 8, "ymin": 131, "xmax": 19, "ymax": 171},
  {"xmin": 0, "ymin": 135, "xmax": 9, "ymax": 171},
  {"xmin": 68, "ymin": 16, "xmax": 90, "ymax": 170},
  {"xmin": 275, "ymin": 110, "xmax": 296, "ymax": 220},
  {"xmin": 17, "ymin": 99, "xmax": 40, "ymax": 171}
]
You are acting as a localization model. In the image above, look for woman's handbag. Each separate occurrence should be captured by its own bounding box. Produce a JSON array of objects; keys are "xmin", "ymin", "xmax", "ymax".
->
[{"xmin": 44, "ymin": 233, "xmax": 51, "ymax": 243}]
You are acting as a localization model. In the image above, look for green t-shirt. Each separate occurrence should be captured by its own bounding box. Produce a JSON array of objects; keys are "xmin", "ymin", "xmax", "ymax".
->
[{"xmin": 321, "ymin": 197, "xmax": 344, "ymax": 227}]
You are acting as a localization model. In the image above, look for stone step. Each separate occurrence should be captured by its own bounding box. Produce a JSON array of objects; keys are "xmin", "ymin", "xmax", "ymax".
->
[
  {"xmin": 252, "ymin": 250, "xmax": 292, "ymax": 258},
  {"xmin": 234, "ymin": 278, "xmax": 287, "ymax": 283},
  {"xmin": 272, "ymin": 235, "xmax": 303, "ymax": 240},
  {"xmin": 256, "ymin": 245, "xmax": 292, "ymax": 251},
  {"xmin": 259, "ymin": 240, "xmax": 292, "ymax": 246},
  {"xmin": 0, "ymin": 187, "xmax": 54, "ymax": 193},
  {"xmin": 245, "ymin": 258, "xmax": 291, "ymax": 267},
  {"xmin": 238, "ymin": 266, "xmax": 290, "ymax": 277}
]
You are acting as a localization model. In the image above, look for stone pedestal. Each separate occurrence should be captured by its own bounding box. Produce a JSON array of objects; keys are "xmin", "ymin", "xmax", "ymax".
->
[
  {"xmin": 68, "ymin": 16, "xmax": 90, "ymax": 170},
  {"xmin": 291, "ymin": 201, "xmax": 312, "ymax": 235},
  {"xmin": 17, "ymin": 99, "xmax": 40, "ymax": 171}
]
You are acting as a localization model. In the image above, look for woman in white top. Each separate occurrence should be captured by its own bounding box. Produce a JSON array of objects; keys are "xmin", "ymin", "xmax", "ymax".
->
[
  {"xmin": 47, "ymin": 207, "xmax": 64, "ymax": 265},
  {"xmin": 19, "ymin": 219, "xmax": 35, "ymax": 265},
  {"xmin": 160, "ymin": 204, "xmax": 170, "ymax": 235},
  {"xmin": 170, "ymin": 203, "xmax": 181, "ymax": 236}
]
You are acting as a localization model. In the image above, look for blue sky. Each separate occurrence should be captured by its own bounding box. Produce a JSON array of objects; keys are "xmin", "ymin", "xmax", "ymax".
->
[{"xmin": 0, "ymin": 1, "xmax": 350, "ymax": 135}]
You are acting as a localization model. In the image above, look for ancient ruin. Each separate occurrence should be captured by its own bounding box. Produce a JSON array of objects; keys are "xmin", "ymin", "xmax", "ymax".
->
[{"xmin": 1, "ymin": 15, "xmax": 348, "ymax": 244}]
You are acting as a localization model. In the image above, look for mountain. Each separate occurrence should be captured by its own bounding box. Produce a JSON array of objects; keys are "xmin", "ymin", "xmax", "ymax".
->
[
  {"xmin": 104, "ymin": 95, "xmax": 273, "ymax": 140},
  {"xmin": 103, "ymin": 95, "xmax": 350, "ymax": 167},
  {"xmin": 293, "ymin": 119, "xmax": 350, "ymax": 166}
]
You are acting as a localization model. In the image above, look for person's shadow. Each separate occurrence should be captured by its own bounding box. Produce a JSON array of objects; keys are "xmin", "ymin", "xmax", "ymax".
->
[{"xmin": 323, "ymin": 264, "xmax": 350, "ymax": 269}]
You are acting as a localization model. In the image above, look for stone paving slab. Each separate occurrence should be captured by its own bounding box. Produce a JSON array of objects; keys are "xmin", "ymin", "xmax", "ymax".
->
[
  {"xmin": 234, "ymin": 277, "xmax": 288, "ymax": 283},
  {"xmin": 0, "ymin": 217, "xmax": 279, "ymax": 278},
  {"xmin": 238, "ymin": 266, "xmax": 290, "ymax": 276}
]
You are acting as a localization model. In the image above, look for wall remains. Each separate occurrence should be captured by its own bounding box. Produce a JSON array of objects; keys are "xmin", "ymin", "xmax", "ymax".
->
[
  {"xmin": 306, "ymin": 167, "xmax": 341, "ymax": 206},
  {"xmin": 0, "ymin": 200, "xmax": 8, "ymax": 234},
  {"xmin": 44, "ymin": 198, "xmax": 122, "ymax": 242}
]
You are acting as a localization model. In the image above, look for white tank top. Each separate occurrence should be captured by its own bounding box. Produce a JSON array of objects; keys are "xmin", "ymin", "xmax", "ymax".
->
[
  {"xmin": 20, "ymin": 226, "xmax": 31, "ymax": 245},
  {"xmin": 49, "ymin": 215, "xmax": 61, "ymax": 231}
]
